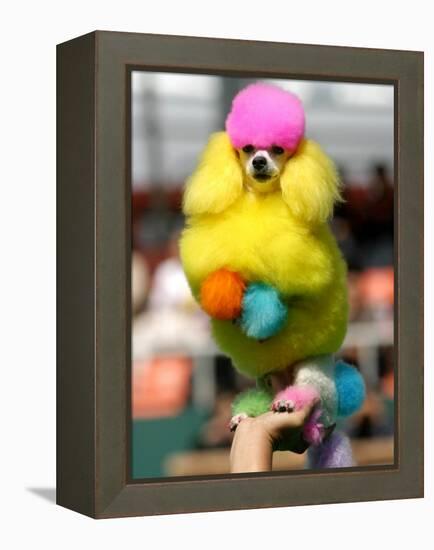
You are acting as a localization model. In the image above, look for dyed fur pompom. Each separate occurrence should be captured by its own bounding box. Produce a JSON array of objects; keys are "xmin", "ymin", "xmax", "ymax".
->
[
  {"xmin": 241, "ymin": 283, "xmax": 288, "ymax": 340},
  {"xmin": 226, "ymin": 83, "xmax": 305, "ymax": 151},
  {"xmin": 232, "ymin": 387, "xmax": 272, "ymax": 417},
  {"xmin": 307, "ymin": 430, "xmax": 354, "ymax": 468},
  {"xmin": 335, "ymin": 360, "xmax": 366, "ymax": 417},
  {"xmin": 303, "ymin": 407, "xmax": 325, "ymax": 446},
  {"xmin": 200, "ymin": 268, "xmax": 246, "ymax": 320}
]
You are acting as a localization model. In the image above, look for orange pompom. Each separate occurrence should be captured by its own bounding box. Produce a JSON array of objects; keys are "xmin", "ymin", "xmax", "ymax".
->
[{"xmin": 200, "ymin": 269, "xmax": 246, "ymax": 320}]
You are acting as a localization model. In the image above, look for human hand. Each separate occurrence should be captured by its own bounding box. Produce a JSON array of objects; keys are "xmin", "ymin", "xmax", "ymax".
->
[{"xmin": 229, "ymin": 401, "xmax": 318, "ymax": 473}]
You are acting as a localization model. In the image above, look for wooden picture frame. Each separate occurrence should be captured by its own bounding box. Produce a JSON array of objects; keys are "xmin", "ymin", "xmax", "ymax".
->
[{"xmin": 57, "ymin": 30, "xmax": 424, "ymax": 518}]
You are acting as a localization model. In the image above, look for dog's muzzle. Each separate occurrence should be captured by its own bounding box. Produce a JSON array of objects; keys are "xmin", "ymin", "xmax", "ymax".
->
[
  {"xmin": 252, "ymin": 155, "xmax": 273, "ymax": 181},
  {"xmin": 252, "ymin": 155, "xmax": 267, "ymax": 170},
  {"xmin": 254, "ymin": 173, "xmax": 272, "ymax": 181}
]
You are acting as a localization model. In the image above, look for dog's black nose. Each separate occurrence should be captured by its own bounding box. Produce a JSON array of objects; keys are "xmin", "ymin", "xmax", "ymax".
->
[{"xmin": 253, "ymin": 156, "xmax": 267, "ymax": 170}]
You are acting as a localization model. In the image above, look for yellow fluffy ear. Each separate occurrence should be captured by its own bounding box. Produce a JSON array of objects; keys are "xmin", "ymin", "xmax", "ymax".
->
[
  {"xmin": 280, "ymin": 139, "xmax": 342, "ymax": 225},
  {"xmin": 183, "ymin": 132, "xmax": 243, "ymax": 216}
]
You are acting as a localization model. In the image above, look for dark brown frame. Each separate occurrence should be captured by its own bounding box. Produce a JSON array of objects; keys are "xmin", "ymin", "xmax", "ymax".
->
[{"xmin": 57, "ymin": 30, "xmax": 424, "ymax": 519}]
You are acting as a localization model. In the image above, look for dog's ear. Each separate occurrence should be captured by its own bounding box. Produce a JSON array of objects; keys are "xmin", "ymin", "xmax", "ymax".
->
[
  {"xmin": 280, "ymin": 139, "xmax": 342, "ymax": 225},
  {"xmin": 183, "ymin": 132, "xmax": 243, "ymax": 216}
]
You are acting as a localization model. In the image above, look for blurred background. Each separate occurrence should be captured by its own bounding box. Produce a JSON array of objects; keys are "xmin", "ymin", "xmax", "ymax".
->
[{"xmin": 130, "ymin": 72, "xmax": 394, "ymax": 479}]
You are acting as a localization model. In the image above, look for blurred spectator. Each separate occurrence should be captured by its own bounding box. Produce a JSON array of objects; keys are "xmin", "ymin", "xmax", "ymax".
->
[
  {"xmin": 358, "ymin": 267, "xmax": 394, "ymax": 321},
  {"xmin": 336, "ymin": 163, "xmax": 394, "ymax": 269},
  {"xmin": 148, "ymin": 231, "xmax": 196, "ymax": 313},
  {"xmin": 347, "ymin": 271, "xmax": 364, "ymax": 321},
  {"xmin": 332, "ymin": 217, "xmax": 362, "ymax": 272},
  {"xmin": 131, "ymin": 251, "xmax": 150, "ymax": 314},
  {"xmin": 347, "ymin": 387, "xmax": 394, "ymax": 438},
  {"xmin": 132, "ymin": 230, "xmax": 210, "ymax": 360},
  {"xmin": 133, "ymin": 356, "xmax": 193, "ymax": 419}
]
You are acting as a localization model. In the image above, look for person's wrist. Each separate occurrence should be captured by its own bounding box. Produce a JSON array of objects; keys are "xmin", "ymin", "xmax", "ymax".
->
[{"xmin": 230, "ymin": 417, "xmax": 273, "ymax": 472}]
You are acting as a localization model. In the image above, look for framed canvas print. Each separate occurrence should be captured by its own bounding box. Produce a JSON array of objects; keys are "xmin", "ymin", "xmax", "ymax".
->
[{"xmin": 57, "ymin": 31, "xmax": 424, "ymax": 518}]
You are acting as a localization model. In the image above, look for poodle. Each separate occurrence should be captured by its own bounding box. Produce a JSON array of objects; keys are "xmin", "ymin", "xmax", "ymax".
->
[{"xmin": 180, "ymin": 83, "xmax": 365, "ymax": 468}]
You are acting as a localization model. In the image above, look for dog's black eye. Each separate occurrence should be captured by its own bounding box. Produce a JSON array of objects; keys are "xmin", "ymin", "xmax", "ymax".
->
[
  {"xmin": 271, "ymin": 145, "xmax": 284, "ymax": 155},
  {"xmin": 242, "ymin": 144, "xmax": 254, "ymax": 153}
]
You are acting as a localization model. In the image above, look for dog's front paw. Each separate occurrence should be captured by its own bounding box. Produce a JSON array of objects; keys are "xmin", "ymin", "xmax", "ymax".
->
[
  {"xmin": 271, "ymin": 399, "xmax": 295, "ymax": 413},
  {"xmin": 272, "ymin": 385, "xmax": 320, "ymax": 411},
  {"xmin": 228, "ymin": 413, "xmax": 248, "ymax": 432}
]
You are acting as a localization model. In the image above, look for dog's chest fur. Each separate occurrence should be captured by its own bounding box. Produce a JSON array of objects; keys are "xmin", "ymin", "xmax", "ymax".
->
[{"xmin": 182, "ymin": 189, "xmax": 340, "ymax": 298}]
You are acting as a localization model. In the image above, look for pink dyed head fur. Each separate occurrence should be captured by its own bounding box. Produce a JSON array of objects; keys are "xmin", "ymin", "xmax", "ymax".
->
[{"xmin": 225, "ymin": 83, "xmax": 305, "ymax": 152}]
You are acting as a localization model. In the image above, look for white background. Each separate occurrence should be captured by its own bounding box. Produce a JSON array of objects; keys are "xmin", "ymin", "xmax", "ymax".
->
[{"xmin": 1, "ymin": 1, "xmax": 431, "ymax": 548}]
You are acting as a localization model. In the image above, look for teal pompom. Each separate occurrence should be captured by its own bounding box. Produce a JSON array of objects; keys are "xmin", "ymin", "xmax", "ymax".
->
[
  {"xmin": 241, "ymin": 282, "xmax": 288, "ymax": 340},
  {"xmin": 335, "ymin": 361, "xmax": 366, "ymax": 417}
]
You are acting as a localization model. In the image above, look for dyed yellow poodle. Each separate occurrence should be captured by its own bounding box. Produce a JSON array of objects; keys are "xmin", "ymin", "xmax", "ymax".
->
[
  {"xmin": 180, "ymin": 84, "xmax": 364, "ymax": 466},
  {"xmin": 180, "ymin": 132, "xmax": 348, "ymax": 379}
]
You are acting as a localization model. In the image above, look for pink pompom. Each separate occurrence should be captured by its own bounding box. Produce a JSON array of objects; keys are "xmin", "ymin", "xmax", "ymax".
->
[
  {"xmin": 225, "ymin": 83, "xmax": 305, "ymax": 152},
  {"xmin": 303, "ymin": 408, "xmax": 324, "ymax": 446}
]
